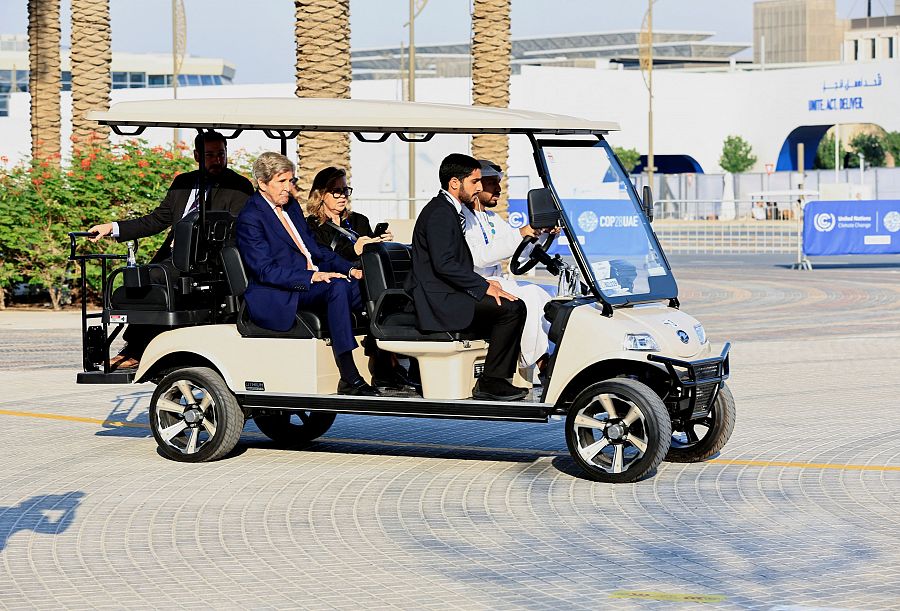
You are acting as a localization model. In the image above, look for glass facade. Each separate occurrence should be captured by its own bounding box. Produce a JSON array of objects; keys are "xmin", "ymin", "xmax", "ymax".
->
[{"xmin": 0, "ymin": 68, "xmax": 229, "ymax": 117}]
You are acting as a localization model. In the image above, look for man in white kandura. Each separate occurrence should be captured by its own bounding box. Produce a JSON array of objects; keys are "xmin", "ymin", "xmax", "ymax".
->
[{"xmin": 462, "ymin": 160, "xmax": 554, "ymax": 377}]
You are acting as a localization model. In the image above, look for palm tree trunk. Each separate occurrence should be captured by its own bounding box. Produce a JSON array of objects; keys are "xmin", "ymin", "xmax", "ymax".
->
[
  {"xmin": 294, "ymin": 0, "xmax": 351, "ymax": 196},
  {"xmin": 28, "ymin": 0, "xmax": 62, "ymax": 165},
  {"xmin": 471, "ymin": 0, "xmax": 511, "ymax": 216},
  {"xmin": 70, "ymin": 0, "xmax": 111, "ymax": 153}
]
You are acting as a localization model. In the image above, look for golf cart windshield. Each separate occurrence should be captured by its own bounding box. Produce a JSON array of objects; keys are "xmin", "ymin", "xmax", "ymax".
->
[{"xmin": 541, "ymin": 140, "xmax": 677, "ymax": 306}]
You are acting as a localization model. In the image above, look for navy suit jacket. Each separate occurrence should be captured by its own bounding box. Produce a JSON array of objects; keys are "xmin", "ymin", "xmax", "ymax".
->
[{"xmin": 236, "ymin": 191, "xmax": 353, "ymax": 331}]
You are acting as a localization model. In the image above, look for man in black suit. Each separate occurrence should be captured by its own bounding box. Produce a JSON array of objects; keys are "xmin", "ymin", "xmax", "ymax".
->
[
  {"xmin": 406, "ymin": 153, "xmax": 527, "ymax": 401},
  {"xmin": 88, "ymin": 131, "xmax": 254, "ymax": 367}
]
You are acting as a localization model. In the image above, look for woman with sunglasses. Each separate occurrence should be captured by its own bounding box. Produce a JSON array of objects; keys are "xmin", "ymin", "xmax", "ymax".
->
[
  {"xmin": 303, "ymin": 167, "xmax": 393, "ymax": 265},
  {"xmin": 301, "ymin": 166, "xmax": 416, "ymax": 392}
]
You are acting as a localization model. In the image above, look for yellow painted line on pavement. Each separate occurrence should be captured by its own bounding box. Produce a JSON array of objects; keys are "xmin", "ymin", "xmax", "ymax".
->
[
  {"xmin": 611, "ymin": 590, "xmax": 726, "ymax": 603},
  {"xmin": 0, "ymin": 408, "xmax": 149, "ymax": 429},
  {"xmin": 2, "ymin": 408, "xmax": 900, "ymax": 473},
  {"xmin": 708, "ymin": 458, "xmax": 900, "ymax": 472}
]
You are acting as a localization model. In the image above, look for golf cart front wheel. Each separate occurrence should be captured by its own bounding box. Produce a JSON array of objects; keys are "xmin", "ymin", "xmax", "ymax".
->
[
  {"xmin": 149, "ymin": 367, "xmax": 244, "ymax": 463},
  {"xmin": 565, "ymin": 378, "xmax": 672, "ymax": 483},
  {"xmin": 254, "ymin": 411, "xmax": 336, "ymax": 446},
  {"xmin": 666, "ymin": 383, "xmax": 735, "ymax": 463}
]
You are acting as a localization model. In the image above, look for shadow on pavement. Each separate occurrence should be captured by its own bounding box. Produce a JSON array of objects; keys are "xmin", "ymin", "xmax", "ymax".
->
[
  {"xmin": 0, "ymin": 491, "xmax": 85, "ymax": 552},
  {"xmin": 95, "ymin": 390, "xmax": 153, "ymax": 438}
]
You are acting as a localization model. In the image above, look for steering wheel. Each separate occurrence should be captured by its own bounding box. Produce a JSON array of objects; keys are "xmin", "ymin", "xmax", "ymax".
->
[{"xmin": 509, "ymin": 231, "xmax": 557, "ymax": 275}]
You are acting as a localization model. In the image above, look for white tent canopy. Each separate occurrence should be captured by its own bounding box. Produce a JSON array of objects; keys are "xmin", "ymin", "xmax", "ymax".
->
[{"xmin": 87, "ymin": 97, "xmax": 619, "ymax": 136}]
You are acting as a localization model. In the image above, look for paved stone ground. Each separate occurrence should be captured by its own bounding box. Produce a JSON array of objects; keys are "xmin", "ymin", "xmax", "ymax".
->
[{"xmin": 1, "ymin": 255, "xmax": 899, "ymax": 610}]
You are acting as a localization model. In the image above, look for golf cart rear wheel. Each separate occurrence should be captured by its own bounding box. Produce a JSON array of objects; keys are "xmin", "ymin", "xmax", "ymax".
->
[
  {"xmin": 149, "ymin": 367, "xmax": 244, "ymax": 463},
  {"xmin": 254, "ymin": 411, "xmax": 336, "ymax": 446},
  {"xmin": 565, "ymin": 378, "xmax": 671, "ymax": 484},
  {"xmin": 666, "ymin": 383, "xmax": 735, "ymax": 463}
]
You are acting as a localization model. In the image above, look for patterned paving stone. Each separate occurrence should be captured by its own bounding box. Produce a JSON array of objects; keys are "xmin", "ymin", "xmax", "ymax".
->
[{"xmin": 0, "ymin": 257, "xmax": 899, "ymax": 609}]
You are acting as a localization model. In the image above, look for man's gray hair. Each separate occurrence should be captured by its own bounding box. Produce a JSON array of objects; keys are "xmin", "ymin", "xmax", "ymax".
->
[{"xmin": 252, "ymin": 152, "xmax": 295, "ymax": 185}]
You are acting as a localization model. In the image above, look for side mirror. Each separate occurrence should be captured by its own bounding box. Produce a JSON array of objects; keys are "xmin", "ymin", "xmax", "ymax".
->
[
  {"xmin": 641, "ymin": 185, "xmax": 654, "ymax": 223},
  {"xmin": 527, "ymin": 188, "xmax": 561, "ymax": 229}
]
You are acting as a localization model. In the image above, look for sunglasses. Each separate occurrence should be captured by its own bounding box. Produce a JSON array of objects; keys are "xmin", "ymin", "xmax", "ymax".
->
[{"xmin": 327, "ymin": 186, "xmax": 353, "ymax": 198}]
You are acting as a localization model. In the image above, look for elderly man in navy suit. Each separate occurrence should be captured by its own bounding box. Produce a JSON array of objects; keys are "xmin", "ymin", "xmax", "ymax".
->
[{"xmin": 235, "ymin": 152, "xmax": 379, "ymax": 396}]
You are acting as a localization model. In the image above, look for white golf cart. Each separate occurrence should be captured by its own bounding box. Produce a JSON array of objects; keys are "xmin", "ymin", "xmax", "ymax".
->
[{"xmin": 69, "ymin": 98, "xmax": 733, "ymax": 483}]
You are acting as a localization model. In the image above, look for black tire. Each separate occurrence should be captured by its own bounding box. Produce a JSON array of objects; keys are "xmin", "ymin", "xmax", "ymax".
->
[
  {"xmin": 254, "ymin": 411, "xmax": 336, "ymax": 446},
  {"xmin": 149, "ymin": 367, "xmax": 244, "ymax": 463},
  {"xmin": 565, "ymin": 378, "xmax": 671, "ymax": 484},
  {"xmin": 666, "ymin": 383, "xmax": 735, "ymax": 463}
]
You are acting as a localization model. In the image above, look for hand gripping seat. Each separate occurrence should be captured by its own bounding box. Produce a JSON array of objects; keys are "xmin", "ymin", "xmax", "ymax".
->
[
  {"xmin": 220, "ymin": 246, "xmax": 366, "ymax": 339},
  {"xmin": 106, "ymin": 210, "xmax": 235, "ymax": 325}
]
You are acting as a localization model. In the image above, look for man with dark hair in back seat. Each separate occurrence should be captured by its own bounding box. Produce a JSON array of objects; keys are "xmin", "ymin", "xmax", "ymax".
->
[
  {"xmin": 405, "ymin": 153, "xmax": 527, "ymax": 401},
  {"xmin": 87, "ymin": 131, "xmax": 254, "ymax": 368}
]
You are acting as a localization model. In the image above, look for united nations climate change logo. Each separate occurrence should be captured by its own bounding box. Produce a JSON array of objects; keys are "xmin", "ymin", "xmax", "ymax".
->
[
  {"xmin": 813, "ymin": 212, "xmax": 836, "ymax": 232},
  {"xmin": 578, "ymin": 210, "xmax": 599, "ymax": 233},
  {"xmin": 883, "ymin": 211, "xmax": 900, "ymax": 233}
]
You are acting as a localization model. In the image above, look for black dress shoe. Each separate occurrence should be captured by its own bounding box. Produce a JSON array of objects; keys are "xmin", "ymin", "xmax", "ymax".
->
[
  {"xmin": 472, "ymin": 377, "xmax": 528, "ymax": 401},
  {"xmin": 338, "ymin": 378, "xmax": 381, "ymax": 396}
]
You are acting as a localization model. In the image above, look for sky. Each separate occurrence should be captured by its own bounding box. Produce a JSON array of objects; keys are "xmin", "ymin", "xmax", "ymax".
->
[{"xmin": 1, "ymin": 0, "xmax": 894, "ymax": 84}]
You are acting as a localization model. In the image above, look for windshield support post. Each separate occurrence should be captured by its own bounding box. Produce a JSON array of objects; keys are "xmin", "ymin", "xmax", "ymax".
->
[{"xmin": 196, "ymin": 128, "xmax": 207, "ymax": 269}]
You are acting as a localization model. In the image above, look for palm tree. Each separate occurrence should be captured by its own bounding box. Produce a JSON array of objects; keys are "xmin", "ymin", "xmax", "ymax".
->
[
  {"xmin": 471, "ymin": 0, "xmax": 511, "ymax": 215},
  {"xmin": 28, "ymin": 0, "xmax": 62, "ymax": 164},
  {"xmin": 70, "ymin": 0, "xmax": 111, "ymax": 153},
  {"xmin": 294, "ymin": 0, "xmax": 351, "ymax": 196}
]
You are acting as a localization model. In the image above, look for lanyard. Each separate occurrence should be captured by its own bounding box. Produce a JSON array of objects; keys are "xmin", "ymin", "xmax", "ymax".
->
[{"xmin": 473, "ymin": 210, "xmax": 494, "ymax": 245}]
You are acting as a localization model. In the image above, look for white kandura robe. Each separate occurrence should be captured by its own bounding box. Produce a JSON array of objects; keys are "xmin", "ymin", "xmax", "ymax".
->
[{"xmin": 462, "ymin": 206, "xmax": 553, "ymax": 367}]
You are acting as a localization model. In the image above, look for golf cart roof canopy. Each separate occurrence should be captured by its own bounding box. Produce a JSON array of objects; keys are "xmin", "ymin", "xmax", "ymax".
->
[{"xmin": 87, "ymin": 97, "xmax": 619, "ymax": 137}]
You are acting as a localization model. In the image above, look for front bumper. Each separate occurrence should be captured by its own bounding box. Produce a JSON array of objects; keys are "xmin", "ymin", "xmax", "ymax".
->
[{"xmin": 648, "ymin": 343, "xmax": 731, "ymax": 419}]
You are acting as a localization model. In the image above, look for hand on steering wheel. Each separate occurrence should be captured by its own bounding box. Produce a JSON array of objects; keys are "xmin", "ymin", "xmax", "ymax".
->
[{"xmin": 509, "ymin": 230, "xmax": 557, "ymax": 275}]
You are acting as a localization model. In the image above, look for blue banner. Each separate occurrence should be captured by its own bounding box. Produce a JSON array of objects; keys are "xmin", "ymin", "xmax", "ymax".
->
[
  {"xmin": 508, "ymin": 198, "xmax": 647, "ymax": 256},
  {"xmin": 803, "ymin": 200, "xmax": 900, "ymax": 256}
]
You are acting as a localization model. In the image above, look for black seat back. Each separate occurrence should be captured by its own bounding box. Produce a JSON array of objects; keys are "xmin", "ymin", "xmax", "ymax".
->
[
  {"xmin": 173, "ymin": 210, "xmax": 236, "ymax": 273},
  {"xmin": 359, "ymin": 242, "xmax": 412, "ymax": 314},
  {"xmin": 220, "ymin": 246, "xmax": 247, "ymax": 297}
]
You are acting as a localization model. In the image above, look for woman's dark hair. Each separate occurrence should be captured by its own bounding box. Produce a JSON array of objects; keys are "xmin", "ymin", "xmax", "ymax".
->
[
  {"xmin": 439, "ymin": 153, "xmax": 480, "ymax": 189},
  {"xmin": 307, "ymin": 166, "xmax": 349, "ymax": 221}
]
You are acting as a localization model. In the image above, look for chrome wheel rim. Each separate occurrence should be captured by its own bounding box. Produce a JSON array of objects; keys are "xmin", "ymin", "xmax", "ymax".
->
[
  {"xmin": 573, "ymin": 392, "xmax": 649, "ymax": 474},
  {"xmin": 154, "ymin": 379, "xmax": 218, "ymax": 455}
]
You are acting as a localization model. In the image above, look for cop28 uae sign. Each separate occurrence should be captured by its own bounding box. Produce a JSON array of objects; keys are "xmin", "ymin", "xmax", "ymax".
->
[{"xmin": 803, "ymin": 200, "xmax": 900, "ymax": 256}]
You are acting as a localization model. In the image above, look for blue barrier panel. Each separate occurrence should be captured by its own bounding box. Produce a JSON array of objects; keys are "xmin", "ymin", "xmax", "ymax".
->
[{"xmin": 803, "ymin": 200, "xmax": 900, "ymax": 256}]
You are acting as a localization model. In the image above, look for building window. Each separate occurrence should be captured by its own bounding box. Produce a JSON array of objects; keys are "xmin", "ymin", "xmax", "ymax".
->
[
  {"xmin": 200, "ymin": 74, "xmax": 213, "ymax": 86},
  {"xmin": 15, "ymin": 70, "xmax": 28, "ymax": 93},
  {"xmin": 0, "ymin": 93, "xmax": 8, "ymax": 118},
  {"xmin": 112, "ymin": 71, "xmax": 128, "ymax": 89},
  {"xmin": 148, "ymin": 74, "xmax": 167, "ymax": 87},
  {"xmin": 213, "ymin": 75, "xmax": 222, "ymax": 85},
  {"xmin": 0, "ymin": 70, "xmax": 11, "ymax": 94},
  {"xmin": 871, "ymin": 38, "xmax": 877, "ymax": 59},
  {"xmin": 61, "ymin": 70, "xmax": 71, "ymax": 92},
  {"xmin": 128, "ymin": 72, "xmax": 146, "ymax": 88},
  {"xmin": 853, "ymin": 39, "xmax": 859, "ymax": 61},
  {"xmin": 187, "ymin": 74, "xmax": 200, "ymax": 86},
  {"xmin": 889, "ymin": 37, "xmax": 894, "ymax": 59}
]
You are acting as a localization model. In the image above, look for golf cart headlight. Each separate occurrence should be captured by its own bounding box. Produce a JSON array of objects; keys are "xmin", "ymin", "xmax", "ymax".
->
[
  {"xmin": 624, "ymin": 333, "xmax": 659, "ymax": 351},
  {"xmin": 693, "ymin": 323, "xmax": 707, "ymax": 344}
]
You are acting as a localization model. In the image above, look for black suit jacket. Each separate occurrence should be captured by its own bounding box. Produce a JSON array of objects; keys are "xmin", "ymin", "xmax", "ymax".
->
[
  {"xmin": 306, "ymin": 211, "xmax": 374, "ymax": 264},
  {"xmin": 405, "ymin": 193, "xmax": 489, "ymax": 331},
  {"xmin": 117, "ymin": 168, "xmax": 253, "ymax": 262}
]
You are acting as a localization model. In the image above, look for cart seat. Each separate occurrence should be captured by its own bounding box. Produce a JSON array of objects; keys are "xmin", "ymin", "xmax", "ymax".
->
[
  {"xmin": 106, "ymin": 210, "xmax": 236, "ymax": 322},
  {"xmin": 359, "ymin": 241, "xmax": 474, "ymax": 341},
  {"xmin": 221, "ymin": 246, "xmax": 366, "ymax": 340}
]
